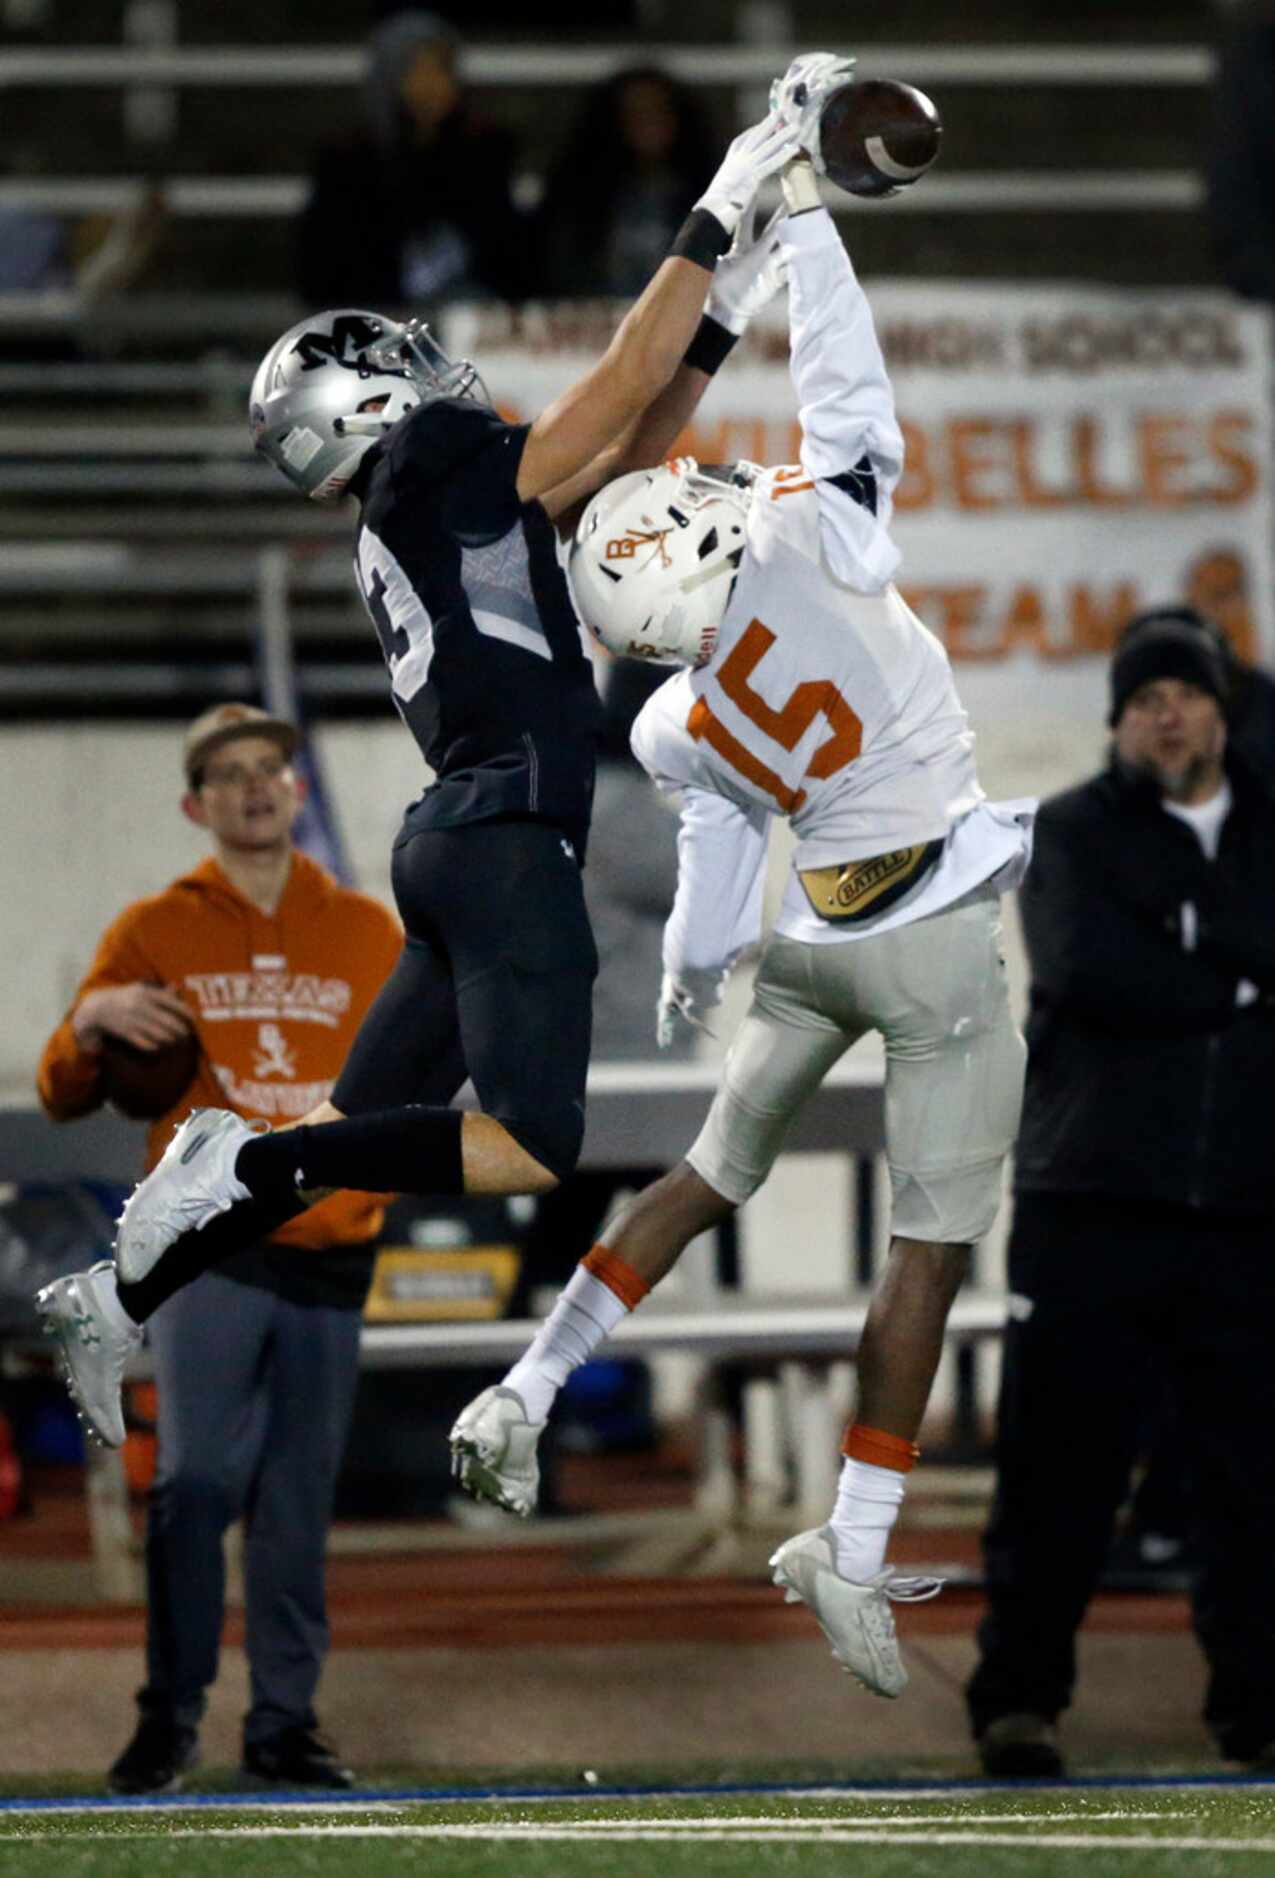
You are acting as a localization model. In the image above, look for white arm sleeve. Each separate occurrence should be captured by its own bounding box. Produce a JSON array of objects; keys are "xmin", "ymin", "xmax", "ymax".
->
[
  {"xmin": 781, "ymin": 209, "xmax": 904, "ymax": 591},
  {"xmin": 634, "ymin": 679, "xmax": 773, "ymax": 984},
  {"xmin": 629, "ymin": 676, "xmax": 769, "ymax": 985},
  {"xmin": 663, "ymin": 786, "xmax": 769, "ymax": 986}
]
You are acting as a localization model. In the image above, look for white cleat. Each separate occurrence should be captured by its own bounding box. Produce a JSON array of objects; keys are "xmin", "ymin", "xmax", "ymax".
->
[
  {"xmin": 769, "ymin": 1525, "xmax": 943, "ymax": 1699},
  {"xmin": 115, "ymin": 1108, "xmax": 260, "ymax": 1284},
  {"xmin": 449, "ymin": 1385, "xmax": 546, "ymax": 1519},
  {"xmin": 35, "ymin": 1262, "xmax": 143, "ymax": 1449}
]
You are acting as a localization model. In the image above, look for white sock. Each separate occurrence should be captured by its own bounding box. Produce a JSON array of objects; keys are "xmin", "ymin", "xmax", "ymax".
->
[
  {"xmin": 98, "ymin": 1265, "xmax": 141, "ymax": 1338},
  {"xmin": 503, "ymin": 1267, "xmax": 631, "ymax": 1423},
  {"xmin": 828, "ymin": 1456, "xmax": 907, "ymax": 1582}
]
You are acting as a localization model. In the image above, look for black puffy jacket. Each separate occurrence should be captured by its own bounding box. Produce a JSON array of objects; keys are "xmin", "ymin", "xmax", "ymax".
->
[{"xmin": 1014, "ymin": 756, "xmax": 1275, "ymax": 1218}]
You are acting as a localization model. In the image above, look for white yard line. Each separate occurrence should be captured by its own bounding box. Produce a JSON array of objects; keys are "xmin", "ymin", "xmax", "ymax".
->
[{"xmin": 11, "ymin": 1823, "xmax": 1269, "ymax": 1854}]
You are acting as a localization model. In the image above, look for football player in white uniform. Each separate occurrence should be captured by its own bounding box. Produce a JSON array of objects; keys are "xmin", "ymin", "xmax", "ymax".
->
[{"xmin": 452, "ymin": 109, "xmax": 1035, "ymax": 1701}]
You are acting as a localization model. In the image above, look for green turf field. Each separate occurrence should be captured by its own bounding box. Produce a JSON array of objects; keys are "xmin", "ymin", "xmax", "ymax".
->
[{"xmin": 3, "ymin": 1786, "xmax": 1275, "ymax": 1877}]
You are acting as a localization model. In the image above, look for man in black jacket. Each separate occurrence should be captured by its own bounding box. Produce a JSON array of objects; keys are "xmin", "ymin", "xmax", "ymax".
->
[
  {"xmin": 967, "ymin": 608, "xmax": 1275, "ymax": 1776},
  {"xmin": 298, "ymin": 12, "xmax": 530, "ymax": 311}
]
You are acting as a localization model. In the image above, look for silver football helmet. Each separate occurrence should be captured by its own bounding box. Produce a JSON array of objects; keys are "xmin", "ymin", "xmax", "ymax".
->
[
  {"xmin": 568, "ymin": 458, "xmax": 754, "ymax": 667},
  {"xmin": 248, "ymin": 308, "xmax": 487, "ymax": 502}
]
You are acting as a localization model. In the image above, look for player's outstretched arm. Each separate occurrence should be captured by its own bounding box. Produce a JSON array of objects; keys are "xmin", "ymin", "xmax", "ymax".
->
[
  {"xmin": 537, "ymin": 206, "xmax": 791, "ymax": 529},
  {"xmin": 779, "ymin": 168, "xmax": 904, "ymax": 591},
  {"xmin": 522, "ymin": 112, "xmax": 799, "ymax": 515}
]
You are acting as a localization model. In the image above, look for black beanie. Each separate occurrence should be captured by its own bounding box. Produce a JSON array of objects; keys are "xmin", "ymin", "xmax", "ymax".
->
[{"xmin": 1108, "ymin": 607, "xmax": 1232, "ymax": 727}]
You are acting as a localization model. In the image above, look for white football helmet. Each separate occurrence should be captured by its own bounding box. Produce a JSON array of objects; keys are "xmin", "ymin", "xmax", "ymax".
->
[
  {"xmin": 248, "ymin": 308, "xmax": 487, "ymax": 502},
  {"xmin": 568, "ymin": 459, "xmax": 754, "ymax": 667}
]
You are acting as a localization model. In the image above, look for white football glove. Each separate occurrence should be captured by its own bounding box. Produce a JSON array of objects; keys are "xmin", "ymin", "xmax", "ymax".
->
[
  {"xmin": 656, "ymin": 968, "xmax": 727, "ymax": 1050},
  {"xmin": 694, "ymin": 111, "xmax": 802, "ymax": 241},
  {"xmin": 769, "ymin": 50, "xmax": 857, "ymax": 175},
  {"xmin": 706, "ymin": 206, "xmax": 788, "ymax": 336}
]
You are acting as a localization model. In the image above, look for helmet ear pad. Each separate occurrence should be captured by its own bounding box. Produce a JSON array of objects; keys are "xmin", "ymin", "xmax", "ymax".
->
[{"xmin": 568, "ymin": 460, "xmax": 750, "ymax": 667}]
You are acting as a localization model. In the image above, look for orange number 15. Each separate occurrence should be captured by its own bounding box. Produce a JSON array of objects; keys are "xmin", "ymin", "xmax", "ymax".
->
[{"xmin": 687, "ymin": 618, "xmax": 862, "ymax": 814}]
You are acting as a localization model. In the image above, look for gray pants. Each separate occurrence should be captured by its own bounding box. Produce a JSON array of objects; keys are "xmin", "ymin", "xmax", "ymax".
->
[
  {"xmin": 688, "ymin": 885, "xmax": 1026, "ymax": 1243},
  {"xmin": 140, "ymin": 1267, "xmax": 362, "ymax": 1747}
]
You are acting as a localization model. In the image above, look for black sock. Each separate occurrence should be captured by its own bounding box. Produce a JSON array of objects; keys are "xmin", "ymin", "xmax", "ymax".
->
[
  {"xmin": 115, "ymin": 1193, "xmax": 308, "ymax": 1324},
  {"xmin": 236, "ymin": 1106, "xmax": 466, "ymax": 1201},
  {"xmin": 115, "ymin": 1108, "xmax": 466, "ymax": 1327}
]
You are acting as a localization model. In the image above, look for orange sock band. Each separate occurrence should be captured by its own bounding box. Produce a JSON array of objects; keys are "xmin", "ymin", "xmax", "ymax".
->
[
  {"xmin": 582, "ymin": 1244, "xmax": 649, "ymax": 1312},
  {"xmin": 842, "ymin": 1422, "xmax": 921, "ymax": 1472}
]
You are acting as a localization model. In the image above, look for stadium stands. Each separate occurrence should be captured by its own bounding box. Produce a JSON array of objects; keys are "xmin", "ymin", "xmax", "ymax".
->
[{"xmin": 0, "ymin": 9, "xmax": 1234, "ymax": 716}]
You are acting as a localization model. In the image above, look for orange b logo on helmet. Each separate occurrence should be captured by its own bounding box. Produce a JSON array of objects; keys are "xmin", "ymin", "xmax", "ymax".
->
[{"xmin": 606, "ymin": 536, "xmax": 639, "ymax": 561}]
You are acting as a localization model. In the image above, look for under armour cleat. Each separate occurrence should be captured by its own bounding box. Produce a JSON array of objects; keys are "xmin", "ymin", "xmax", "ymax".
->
[
  {"xmin": 769, "ymin": 1525, "xmax": 943, "ymax": 1698},
  {"xmin": 449, "ymin": 1385, "xmax": 546, "ymax": 1519},
  {"xmin": 36, "ymin": 1262, "xmax": 142, "ymax": 1449},
  {"xmin": 115, "ymin": 1108, "xmax": 261, "ymax": 1283}
]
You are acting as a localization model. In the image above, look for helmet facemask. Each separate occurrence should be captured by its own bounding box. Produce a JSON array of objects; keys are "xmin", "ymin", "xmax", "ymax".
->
[{"xmin": 364, "ymin": 318, "xmax": 489, "ymax": 409}]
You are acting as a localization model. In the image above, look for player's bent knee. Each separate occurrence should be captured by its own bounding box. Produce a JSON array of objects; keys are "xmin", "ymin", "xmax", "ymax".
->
[
  {"xmin": 464, "ymin": 1110, "xmax": 577, "ymax": 1194},
  {"xmin": 521, "ymin": 1158, "xmax": 560, "ymax": 1196}
]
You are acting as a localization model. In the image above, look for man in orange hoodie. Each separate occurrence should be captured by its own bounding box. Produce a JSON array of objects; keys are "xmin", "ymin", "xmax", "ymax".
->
[{"xmin": 37, "ymin": 702, "xmax": 401, "ymax": 1795}]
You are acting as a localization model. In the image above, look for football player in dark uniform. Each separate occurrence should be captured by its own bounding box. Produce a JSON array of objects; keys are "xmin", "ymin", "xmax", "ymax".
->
[{"xmin": 38, "ymin": 105, "xmax": 806, "ymax": 1445}]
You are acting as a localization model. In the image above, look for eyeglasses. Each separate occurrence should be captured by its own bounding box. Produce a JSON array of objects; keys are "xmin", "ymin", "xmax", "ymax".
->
[{"xmin": 199, "ymin": 755, "xmax": 292, "ymax": 789}]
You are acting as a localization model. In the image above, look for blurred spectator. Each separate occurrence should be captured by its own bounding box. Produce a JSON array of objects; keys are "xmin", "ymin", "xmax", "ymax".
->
[
  {"xmin": 518, "ymin": 657, "xmax": 690, "ymax": 1301},
  {"xmin": 584, "ymin": 658, "xmax": 693, "ymax": 1066},
  {"xmin": 967, "ymin": 610, "xmax": 1275, "ymax": 1776},
  {"xmin": 0, "ymin": 159, "xmax": 166, "ymax": 360},
  {"xmin": 511, "ymin": 658, "xmax": 699, "ymax": 1469},
  {"xmin": 0, "ymin": 200, "xmax": 67, "ymax": 293},
  {"xmin": 298, "ymin": 10, "xmax": 529, "ymax": 311},
  {"xmin": 37, "ymin": 703, "xmax": 401, "ymax": 1795},
  {"xmin": 1206, "ymin": 2, "xmax": 1275, "ymax": 305},
  {"xmin": 537, "ymin": 65, "xmax": 718, "ymax": 298}
]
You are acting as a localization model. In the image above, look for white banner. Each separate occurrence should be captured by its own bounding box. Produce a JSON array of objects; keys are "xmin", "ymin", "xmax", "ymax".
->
[{"xmin": 448, "ymin": 286, "xmax": 1273, "ymax": 795}]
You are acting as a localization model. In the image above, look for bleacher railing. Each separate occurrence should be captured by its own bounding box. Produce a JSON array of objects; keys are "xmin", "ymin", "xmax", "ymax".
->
[{"xmin": 0, "ymin": 42, "xmax": 1216, "ymax": 219}]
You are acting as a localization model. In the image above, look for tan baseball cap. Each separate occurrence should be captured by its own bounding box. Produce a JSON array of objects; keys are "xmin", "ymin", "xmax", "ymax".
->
[{"xmin": 183, "ymin": 702, "xmax": 299, "ymax": 785}]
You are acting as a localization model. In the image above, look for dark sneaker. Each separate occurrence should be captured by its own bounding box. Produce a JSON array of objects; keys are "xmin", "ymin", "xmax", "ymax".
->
[
  {"xmin": 107, "ymin": 1716, "xmax": 199, "ymax": 1795},
  {"xmin": 977, "ymin": 1711, "xmax": 1066, "ymax": 1778},
  {"xmin": 241, "ymin": 1724, "xmax": 355, "ymax": 1789}
]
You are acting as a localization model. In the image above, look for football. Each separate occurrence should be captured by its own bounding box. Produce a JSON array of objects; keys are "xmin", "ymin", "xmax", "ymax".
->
[
  {"xmin": 98, "ymin": 1029, "xmax": 201, "ymax": 1121},
  {"xmin": 818, "ymin": 79, "xmax": 942, "ymax": 199}
]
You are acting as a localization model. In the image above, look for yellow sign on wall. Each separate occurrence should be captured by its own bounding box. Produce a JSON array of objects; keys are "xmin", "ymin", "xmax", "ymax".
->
[{"xmin": 363, "ymin": 1245, "xmax": 521, "ymax": 1323}]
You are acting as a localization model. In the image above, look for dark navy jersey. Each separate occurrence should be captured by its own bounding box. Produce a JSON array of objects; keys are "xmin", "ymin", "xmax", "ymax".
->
[{"xmin": 353, "ymin": 396, "xmax": 601, "ymax": 856}]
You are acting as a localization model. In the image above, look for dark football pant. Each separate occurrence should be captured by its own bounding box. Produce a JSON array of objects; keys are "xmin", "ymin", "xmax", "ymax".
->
[
  {"xmin": 335, "ymin": 817, "xmax": 597, "ymax": 1182},
  {"xmin": 139, "ymin": 1267, "xmax": 362, "ymax": 1748},
  {"xmin": 967, "ymin": 1191, "xmax": 1275, "ymax": 1760}
]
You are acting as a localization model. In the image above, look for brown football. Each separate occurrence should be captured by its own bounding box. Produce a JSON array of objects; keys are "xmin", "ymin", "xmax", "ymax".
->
[
  {"xmin": 818, "ymin": 79, "xmax": 942, "ymax": 199},
  {"xmin": 98, "ymin": 1029, "xmax": 201, "ymax": 1121}
]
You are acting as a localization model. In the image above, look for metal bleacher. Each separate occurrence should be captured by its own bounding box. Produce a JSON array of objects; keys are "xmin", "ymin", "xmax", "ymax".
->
[{"xmin": 0, "ymin": 6, "xmax": 1226, "ymax": 715}]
